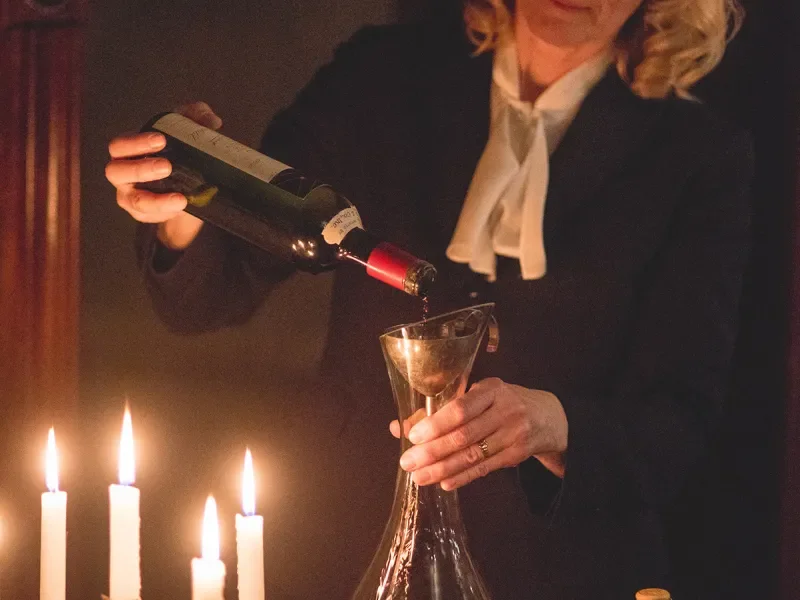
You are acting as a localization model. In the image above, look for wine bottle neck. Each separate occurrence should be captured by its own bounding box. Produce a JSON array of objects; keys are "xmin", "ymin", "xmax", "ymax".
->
[
  {"xmin": 338, "ymin": 227, "xmax": 380, "ymax": 264},
  {"xmin": 339, "ymin": 228, "xmax": 435, "ymax": 297}
]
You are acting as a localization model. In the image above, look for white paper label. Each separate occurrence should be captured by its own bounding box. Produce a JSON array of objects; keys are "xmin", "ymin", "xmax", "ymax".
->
[
  {"xmin": 322, "ymin": 206, "xmax": 363, "ymax": 245},
  {"xmin": 153, "ymin": 112, "xmax": 290, "ymax": 183}
]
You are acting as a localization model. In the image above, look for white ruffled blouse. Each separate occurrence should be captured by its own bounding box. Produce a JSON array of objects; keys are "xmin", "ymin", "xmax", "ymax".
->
[{"xmin": 446, "ymin": 41, "xmax": 612, "ymax": 281}]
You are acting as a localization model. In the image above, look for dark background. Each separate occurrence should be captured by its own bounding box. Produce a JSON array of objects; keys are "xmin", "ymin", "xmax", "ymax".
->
[{"xmin": 0, "ymin": 0, "xmax": 791, "ymax": 598}]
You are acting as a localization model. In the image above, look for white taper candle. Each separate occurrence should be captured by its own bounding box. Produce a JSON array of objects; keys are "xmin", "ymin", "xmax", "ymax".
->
[
  {"xmin": 41, "ymin": 428, "xmax": 66, "ymax": 600},
  {"xmin": 109, "ymin": 405, "xmax": 141, "ymax": 600},
  {"xmin": 236, "ymin": 449, "xmax": 264, "ymax": 600},
  {"xmin": 192, "ymin": 496, "xmax": 226, "ymax": 600}
]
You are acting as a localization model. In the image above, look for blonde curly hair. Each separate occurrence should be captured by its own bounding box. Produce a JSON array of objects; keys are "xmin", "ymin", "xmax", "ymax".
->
[{"xmin": 463, "ymin": 0, "xmax": 744, "ymax": 99}]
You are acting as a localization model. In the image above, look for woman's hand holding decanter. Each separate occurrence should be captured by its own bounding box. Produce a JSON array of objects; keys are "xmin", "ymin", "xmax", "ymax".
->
[{"xmin": 389, "ymin": 377, "xmax": 568, "ymax": 490}]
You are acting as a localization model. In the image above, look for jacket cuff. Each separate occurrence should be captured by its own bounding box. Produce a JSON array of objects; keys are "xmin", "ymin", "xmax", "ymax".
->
[
  {"xmin": 135, "ymin": 222, "xmax": 228, "ymax": 298},
  {"xmin": 557, "ymin": 393, "xmax": 632, "ymax": 516}
]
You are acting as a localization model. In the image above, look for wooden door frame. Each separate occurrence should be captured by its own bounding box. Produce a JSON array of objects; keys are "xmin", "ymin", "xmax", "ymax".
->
[{"xmin": 0, "ymin": 1, "xmax": 86, "ymax": 597}]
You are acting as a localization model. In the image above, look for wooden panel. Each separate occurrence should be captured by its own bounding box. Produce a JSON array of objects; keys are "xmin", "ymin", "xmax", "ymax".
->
[
  {"xmin": 0, "ymin": 23, "xmax": 82, "ymax": 440},
  {"xmin": 1, "ymin": 0, "xmax": 87, "ymax": 29},
  {"xmin": 0, "ymin": 9, "xmax": 83, "ymax": 598}
]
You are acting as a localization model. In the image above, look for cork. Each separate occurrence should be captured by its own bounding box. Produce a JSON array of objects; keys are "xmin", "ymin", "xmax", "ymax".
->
[{"xmin": 636, "ymin": 589, "xmax": 671, "ymax": 600}]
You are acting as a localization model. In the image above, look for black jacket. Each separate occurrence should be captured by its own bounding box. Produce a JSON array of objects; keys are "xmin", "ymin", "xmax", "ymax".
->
[{"xmin": 137, "ymin": 18, "xmax": 753, "ymax": 600}]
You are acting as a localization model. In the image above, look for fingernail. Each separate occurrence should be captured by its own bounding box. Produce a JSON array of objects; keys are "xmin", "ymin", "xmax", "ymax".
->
[
  {"xmin": 408, "ymin": 425, "xmax": 427, "ymax": 444},
  {"xmin": 400, "ymin": 454, "xmax": 415, "ymax": 471},
  {"xmin": 413, "ymin": 471, "xmax": 430, "ymax": 485},
  {"xmin": 148, "ymin": 134, "xmax": 165, "ymax": 149},
  {"xmin": 169, "ymin": 194, "xmax": 186, "ymax": 206},
  {"xmin": 154, "ymin": 162, "xmax": 171, "ymax": 177}
]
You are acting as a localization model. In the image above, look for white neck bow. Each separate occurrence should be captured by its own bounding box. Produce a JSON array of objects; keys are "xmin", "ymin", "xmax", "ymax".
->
[{"xmin": 446, "ymin": 41, "xmax": 611, "ymax": 281}]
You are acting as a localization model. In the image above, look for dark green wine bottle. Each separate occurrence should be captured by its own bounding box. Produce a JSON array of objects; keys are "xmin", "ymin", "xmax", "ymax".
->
[{"xmin": 138, "ymin": 112, "xmax": 435, "ymax": 297}]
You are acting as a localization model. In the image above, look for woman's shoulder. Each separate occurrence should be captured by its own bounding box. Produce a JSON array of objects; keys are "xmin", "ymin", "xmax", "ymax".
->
[{"xmin": 659, "ymin": 95, "xmax": 754, "ymax": 165}]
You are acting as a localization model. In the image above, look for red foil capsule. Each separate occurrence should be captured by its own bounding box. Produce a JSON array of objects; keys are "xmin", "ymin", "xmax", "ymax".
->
[{"xmin": 366, "ymin": 243, "xmax": 417, "ymax": 293}]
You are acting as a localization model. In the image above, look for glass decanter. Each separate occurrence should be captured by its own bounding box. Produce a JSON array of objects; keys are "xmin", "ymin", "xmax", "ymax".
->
[{"xmin": 352, "ymin": 303, "xmax": 499, "ymax": 600}]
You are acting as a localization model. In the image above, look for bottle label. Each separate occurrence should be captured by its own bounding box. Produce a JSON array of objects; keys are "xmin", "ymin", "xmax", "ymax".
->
[
  {"xmin": 321, "ymin": 206, "xmax": 363, "ymax": 245},
  {"xmin": 152, "ymin": 113, "xmax": 291, "ymax": 183}
]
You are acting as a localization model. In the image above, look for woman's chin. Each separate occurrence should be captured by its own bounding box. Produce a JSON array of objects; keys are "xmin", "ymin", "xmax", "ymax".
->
[
  {"xmin": 519, "ymin": 9, "xmax": 597, "ymax": 48},
  {"xmin": 527, "ymin": 23, "xmax": 596, "ymax": 48}
]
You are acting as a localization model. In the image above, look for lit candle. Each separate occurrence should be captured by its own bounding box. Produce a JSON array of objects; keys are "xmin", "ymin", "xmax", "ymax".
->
[
  {"xmin": 41, "ymin": 427, "xmax": 66, "ymax": 600},
  {"xmin": 109, "ymin": 405, "xmax": 141, "ymax": 600},
  {"xmin": 235, "ymin": 449, "xmax": 264, "ymax": 600},
  {"xmin": 192, "ymin": 496, "xmax": 226, "ymax": 600}
]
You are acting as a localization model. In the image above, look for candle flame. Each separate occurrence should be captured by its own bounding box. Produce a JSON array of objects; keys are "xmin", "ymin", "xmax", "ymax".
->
[
  {"xmin": 119, "ymin": 404, "xmax": 135, "ymax": 485},
  {"xmin": 242, "ymin": 448, "xmax": 256, "ymax": 516},
  {"xmin": 46, "ymin": 427, "xmax": 59, "ymax": 492},
  {"xmin": 202, "ymin": 495, "xmax": 220, "ymax": 561}
]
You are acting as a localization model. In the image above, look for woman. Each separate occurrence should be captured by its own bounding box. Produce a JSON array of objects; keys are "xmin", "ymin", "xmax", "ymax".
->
[{"xmin": 105, "ymin": 0, "xmax": 752, "ymax": 598}]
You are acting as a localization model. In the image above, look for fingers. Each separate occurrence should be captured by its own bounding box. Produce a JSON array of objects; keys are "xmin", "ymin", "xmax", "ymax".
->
[
  {"xmin": 176, "ymin": 101, "xmax": 223, "ymax": 130},
  {"xmin": 400, "ymin": 403, "xmax": 504, "ymax": 471},
  {"xmin": 409, "ymin": 429, "xmax": 511, "ymax": 487},
  {"xmin": 108, "ymin": 102, "xmax": 219, "ymax": 227},
  {"xmin": 397, "ymin": 379, "xmax": 567, "ymax": 490},
  {"xmin": 108, "ymin": 132, "xmax": 166, "ymax": 159},
  {"xmin": 107, "ymin": 155, "xmax": 185, "ymax": 225},
  {"xmin": 107, "ymin": 100, "xmax": 220, "ymax": 162},
  {"xmin": 407, "ymin": 378, "xmax": 501, "ymax": 444},
  {"xmin": 389, "ymin": 408, "xmax": 426, "ymax": 440},
  {"xmin": 105, "ymin": 157, "xmax": 173, "ymax": 186},
  {"xmin": 403, "ymin": 409, "xmax": 426, "ymax": 437},
  {"xmin": 439, "ymin": 446, "xmax": 522, "ymax": 491},
  {"xmin": 117, "ymin": 188, "xmax": 187, "ymax": 223}
]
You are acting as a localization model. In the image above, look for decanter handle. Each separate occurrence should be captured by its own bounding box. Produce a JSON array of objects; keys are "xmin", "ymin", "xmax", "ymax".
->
[{"xmin": 485, "ymin": 314, "xmax": 499, "ymax": 353}]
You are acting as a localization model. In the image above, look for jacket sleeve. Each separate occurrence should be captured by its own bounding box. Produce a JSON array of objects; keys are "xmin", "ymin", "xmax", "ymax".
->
[
  {"xmin": 556, "ymin": 127, "xmax": 755, "ymax": 515},
  {"xmin": 135, "ymin": 222, "xmax": 293, "ymax": 334},
  {"xmin": 135, "ymin": 27, "xmax": 387, "ymax": 334}
]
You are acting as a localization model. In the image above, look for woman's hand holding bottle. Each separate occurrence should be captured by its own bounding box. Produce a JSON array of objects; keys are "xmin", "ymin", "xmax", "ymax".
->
[
  {"xmin": 105, "ymin": 101, "xmax": 222, "ymax": 249},
  {"xmin": 107, "ymin": 102, "xmax": 436, "ymax": 295}
]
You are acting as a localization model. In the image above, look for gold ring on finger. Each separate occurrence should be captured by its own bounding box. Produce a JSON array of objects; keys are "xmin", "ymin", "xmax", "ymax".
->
[{"xmin": 478, "ymin": 438, "xmax": 490, "ymax": 460}]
